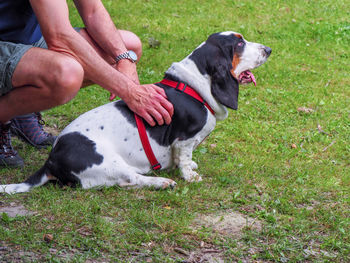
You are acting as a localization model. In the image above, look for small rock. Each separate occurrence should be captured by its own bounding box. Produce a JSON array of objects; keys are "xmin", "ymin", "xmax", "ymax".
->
[
  {"xmin": 148, "ymin": 37, "xmax": 161, "ymax": 48},
  {"xmin": 43, "ymin": 234, "xmax": 54, "ymax": 243},
  {"xmin": 297, "ymin": 107, "xmax": 314, "ymax": 114}
]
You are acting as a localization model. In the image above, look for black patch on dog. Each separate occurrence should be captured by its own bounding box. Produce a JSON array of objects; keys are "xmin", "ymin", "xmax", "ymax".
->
[
  {"xmin": 187, "ymin": 32, "xmax": 241, "ymax": 110},
  {"xmin": 114, "ymin": 84, "xmax": 208, "ymax": 146},
  {"xmin": 43, "ymin": 132, "xmax": 104, "ymax": 186},
  {"xmin": 24, "ymin": 166, "xmax": 47, "ymax": 186}
]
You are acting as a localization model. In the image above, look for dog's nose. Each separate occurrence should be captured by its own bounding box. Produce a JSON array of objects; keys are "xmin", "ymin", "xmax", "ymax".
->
[{"xmin": 264, "ymin": 46, "xmax": 272, "ymax": 57}]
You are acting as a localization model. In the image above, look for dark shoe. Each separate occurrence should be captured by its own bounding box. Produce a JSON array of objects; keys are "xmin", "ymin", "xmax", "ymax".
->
[
  {"xmin": 0, "ymin": 122, "xmax": 24, "ymax": 168},
  {"xmin": 10, "ymin": 113, "xmax": 57, "ymax": 149}
]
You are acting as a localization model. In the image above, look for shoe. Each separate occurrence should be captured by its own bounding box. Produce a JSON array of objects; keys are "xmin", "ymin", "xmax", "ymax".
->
[
  {"xmin": 0, "ymin": 122, "xmax": 24, "ymax": 168},
  {"xmin": 10, "ymin": 113, "xmax": 57, "ymax": 149}
]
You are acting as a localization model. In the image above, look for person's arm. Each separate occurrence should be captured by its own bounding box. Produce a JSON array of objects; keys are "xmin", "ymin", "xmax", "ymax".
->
[
  {"xmin": 73, "ymin": 0, "xmax": 139, "ymax": 84},
  {"xmin": 29, "ymin": 0, "xmax": 173, "ymax": 126}
]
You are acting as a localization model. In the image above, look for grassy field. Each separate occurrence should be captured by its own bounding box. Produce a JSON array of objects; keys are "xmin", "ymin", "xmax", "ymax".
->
[{"xmin": 1, "ymin": 0, "xmax": 349, "ymax": 262}]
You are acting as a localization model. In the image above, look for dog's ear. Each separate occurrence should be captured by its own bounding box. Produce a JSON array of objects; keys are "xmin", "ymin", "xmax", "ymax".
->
[
  {"xmin": 207, "ymin": 45, "xmax": 239, "ymax": 110},
  {"xmin": 211, "ymin": 67, "xmax": 239, "ymax": 110}
]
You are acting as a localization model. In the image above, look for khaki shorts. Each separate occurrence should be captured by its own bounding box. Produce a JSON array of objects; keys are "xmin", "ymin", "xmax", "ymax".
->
[
  {"xmin": 0, "ymin": 37, "xmax": 47, "ymax": 96},
  {"xmin": 0, "ymin": 28, "xmax": 81, "ymax": 96}
]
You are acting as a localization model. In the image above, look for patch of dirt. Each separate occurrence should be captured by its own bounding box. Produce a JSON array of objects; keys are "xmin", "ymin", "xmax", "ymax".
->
[
  {"xmin": 0, "ymin": 243, "xmax": 40, "ymax": 263},
  {"xmin": 170, "ymin": 211, "xmax": 263, "ymax": 262},
  {"xmin": 193, "ymin": 210, "xmax": 262, "ymax": 237},
  {"xmin": 0, "ymin": 202, "xmax": 35, "ymax": 217},
  {"xmin": 179, "ymin": 245, "xmax": 226, "ymax": 263}
]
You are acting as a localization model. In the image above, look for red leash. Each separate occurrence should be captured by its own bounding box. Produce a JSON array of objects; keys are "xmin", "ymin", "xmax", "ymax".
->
[{"xmin": 135, "ymin": 79, "xmax": 215, "ymax": 170}]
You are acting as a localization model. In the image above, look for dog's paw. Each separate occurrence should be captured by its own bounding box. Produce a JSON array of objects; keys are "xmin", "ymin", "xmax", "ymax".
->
[
  {"xmin": 162, "ymin": 179, "xmax": 177, "ymax": 189},
  {"xmin": 190, "ymin": 161, "xmax": 198, "ymax": 170},
  {"xmin": 155, "ymin": 178, "xmax": 177, "ymax": 190},
  {"xmin": 181, "ymin": 169, "xmax": 202, "ymax": 182}
]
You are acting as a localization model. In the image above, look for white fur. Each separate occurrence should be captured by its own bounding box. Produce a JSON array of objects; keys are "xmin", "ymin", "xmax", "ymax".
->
[
  {"xmin": 234, "ymin": 41, "xmax": 268, "ymax": 76},
  {"xmin": 219, "ymin": 31, "xmax": 269, "ymax": 76},
  {"xmin": 0, "ymin": 174, "xmax": 49, "ymax": 194}
]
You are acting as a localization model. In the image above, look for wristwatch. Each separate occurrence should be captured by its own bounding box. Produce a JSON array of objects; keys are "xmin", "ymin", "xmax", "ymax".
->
[{"xmin": 115, "ymin": 50, "xmax": 138, "ymax": 63}]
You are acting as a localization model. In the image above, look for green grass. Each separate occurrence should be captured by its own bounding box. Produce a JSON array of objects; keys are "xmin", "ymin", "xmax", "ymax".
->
[{"xmin": 1, "ymin": 0, "xmax": 349, "ymax": 262}]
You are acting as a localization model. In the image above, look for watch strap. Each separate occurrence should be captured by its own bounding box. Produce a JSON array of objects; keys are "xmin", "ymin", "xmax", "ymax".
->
[{"xmin": 115, "ymin": 51, "xmax": 135, "ymax": 63}]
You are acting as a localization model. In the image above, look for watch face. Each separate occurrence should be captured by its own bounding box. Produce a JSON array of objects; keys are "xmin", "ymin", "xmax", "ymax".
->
[{"xmin": 128, "ymin": 50, "xmax": 138, "ymax": 61}]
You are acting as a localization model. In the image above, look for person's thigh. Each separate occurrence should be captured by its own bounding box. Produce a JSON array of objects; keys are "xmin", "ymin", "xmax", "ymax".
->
[{"xmin": 11, "ymin": 46, "xmax": 81, "ymax": 89}]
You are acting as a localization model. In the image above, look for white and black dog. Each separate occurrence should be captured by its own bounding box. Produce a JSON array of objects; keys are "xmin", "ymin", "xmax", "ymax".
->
[{"xmin": 0, "ymin": 32, "xmax": 271, "ymax": 194}]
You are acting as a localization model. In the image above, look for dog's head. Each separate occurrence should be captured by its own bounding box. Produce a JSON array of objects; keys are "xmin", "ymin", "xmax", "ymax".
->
[{"xmin": 189, "ymin": 31, "xmax": 271, "ymax": 110}]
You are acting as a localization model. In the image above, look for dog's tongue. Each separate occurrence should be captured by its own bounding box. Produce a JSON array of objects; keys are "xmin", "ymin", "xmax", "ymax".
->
[{"xmin": 238, "ymin": 70, "xmax": 256, "ymax": 86}]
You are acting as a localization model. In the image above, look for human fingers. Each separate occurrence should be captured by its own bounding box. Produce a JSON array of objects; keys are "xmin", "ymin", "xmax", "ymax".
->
[
  {"xmin": 151, "ymin": 84, "xmax": 167, "ymax": 98},
  {"xmin": 146, "ymin": 84, "xmax": 174, "ymax": 121},
  {"xmin": 160, "ymin": 96, "xmax": 174, "ymax": 121},
  {"xmin": 148, "ymin": 107, "xmax": 164, "ymax": 126},
  {"xmin": 141, "ymin": 111, "xmax": 156, "ymax": 127},
  {"xmin": 109, "ymin": 92, "xmax": 116, "ymax": 101}
]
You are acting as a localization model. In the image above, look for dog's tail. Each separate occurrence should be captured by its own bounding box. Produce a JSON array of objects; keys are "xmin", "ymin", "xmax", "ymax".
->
[{"xmin": 0, "ymin": 165, "xmax": 51, "ymax": 194}]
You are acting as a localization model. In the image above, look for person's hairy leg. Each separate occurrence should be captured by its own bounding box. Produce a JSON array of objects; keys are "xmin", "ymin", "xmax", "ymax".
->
[{"xmin": 0, "ymin": 48, "xmax": 84, "ymax": 123}]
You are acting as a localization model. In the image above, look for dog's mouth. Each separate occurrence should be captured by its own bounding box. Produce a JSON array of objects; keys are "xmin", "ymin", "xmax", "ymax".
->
[{"xmin": 238, "ymin": 70, "xmax": 256, "ymax": 86}]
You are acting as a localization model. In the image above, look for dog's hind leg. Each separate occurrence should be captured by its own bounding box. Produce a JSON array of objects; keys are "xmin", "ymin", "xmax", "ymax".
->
[
  {"xmin": 0, "ymin": 166, "xmax": 52, "ymax": 194},
  {"xmin": 104, "ymin": 165, "xmax": 177, "ymax": 189},
  {"xmin": 124, "ymin": 172, "xmax": 177, "ymax": 189},
  {"xmin": 76, "ymin": 158, "xmax": 177, "ymax": 190}
]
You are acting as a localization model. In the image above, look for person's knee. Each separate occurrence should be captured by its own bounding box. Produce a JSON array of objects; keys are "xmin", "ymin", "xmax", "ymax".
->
[
  {"xmin": 51, "ymin": 57, "xmax": 84, "ymax": 105},
  {"xmin": 122, "ymin": 30, "xmax": 142, "ymax": 59},
  {"xmin": 130, "ymin": 33, "xmax": 142, "ymax": 59}
]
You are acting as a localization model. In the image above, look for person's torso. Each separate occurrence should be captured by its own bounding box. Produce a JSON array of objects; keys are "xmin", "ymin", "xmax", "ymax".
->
[{"xmin": 0, "ymin": 0, "xmax": 42, "ymax": 44}]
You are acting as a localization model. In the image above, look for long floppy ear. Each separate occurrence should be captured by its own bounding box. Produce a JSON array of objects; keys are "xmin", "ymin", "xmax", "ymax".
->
[{"xmin": 208, "ymin": 48, "xmax": 239, "ymax": 110}]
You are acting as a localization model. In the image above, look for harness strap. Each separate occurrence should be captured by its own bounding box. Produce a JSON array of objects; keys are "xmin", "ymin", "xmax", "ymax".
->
[
  {"xmin": 135, "ymin": 113, "xmax": 162, "ymax": 170},
  {"xmin": 135, "ymin": 79, "xmax": 215, "ymax": 170},
  {"xmin": 159, "ymin": 79, "xmax": 215, "ymax": 115}
]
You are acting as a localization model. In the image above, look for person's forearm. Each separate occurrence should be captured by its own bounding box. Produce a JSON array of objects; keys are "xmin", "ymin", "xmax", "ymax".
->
[{"xmin": 74, "ymin": 0, "xmax": 127, "ymax": 59}]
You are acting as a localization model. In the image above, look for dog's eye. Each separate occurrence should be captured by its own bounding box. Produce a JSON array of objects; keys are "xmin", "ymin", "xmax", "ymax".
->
[{"xmin": 237, "ymin": 42, "xmax": 244, "ymax": 47}]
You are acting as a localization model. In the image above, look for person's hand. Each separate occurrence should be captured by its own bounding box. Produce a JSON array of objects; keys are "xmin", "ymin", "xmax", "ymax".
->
[{"xmin": 123, "ymin": 84, "xmax": 174, "ymax": 126}]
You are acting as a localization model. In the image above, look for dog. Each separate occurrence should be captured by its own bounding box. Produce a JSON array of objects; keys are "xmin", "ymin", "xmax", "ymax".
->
[{"xmin": 0, "ymin": 31, "xmax": 271, "ymax": 194}]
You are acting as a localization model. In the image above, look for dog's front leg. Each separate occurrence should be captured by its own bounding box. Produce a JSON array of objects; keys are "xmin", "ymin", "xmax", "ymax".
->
[{"xmin": 173, "ymin": 140, "xmax": 202, "ymax": 182}]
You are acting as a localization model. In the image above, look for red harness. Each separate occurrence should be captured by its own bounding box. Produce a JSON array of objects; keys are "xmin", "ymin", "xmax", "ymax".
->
[{"xmin": 134, "ymin": 79, "xmax": 215, "ymax": 170}]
